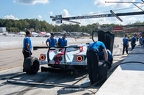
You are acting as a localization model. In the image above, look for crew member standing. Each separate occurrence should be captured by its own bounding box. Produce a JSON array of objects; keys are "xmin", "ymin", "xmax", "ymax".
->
[
  {"xmin": 46, "ymin": 33, "xmax": 57, "ymax": 47},
  {"xmin": 86, "ymin": 41, "xmax": 108, "ymax": 84},
  {"xmin": 131, "ymin": 34, "xmax": 136, "ymax": 50},
  {"xmin": 122, "ymin": 34, "xmax": 129, "ymax": 55},
  {"xmin": 58, "ymin": 32, "xmax": 67, "ymax": 47},
  {"xmin": 139, "ymin": 35, "xmax": 143, "ymax": 46},
  {"xmin": 22, "ymin": 30, "xmax": 32, "ymax": 71}
]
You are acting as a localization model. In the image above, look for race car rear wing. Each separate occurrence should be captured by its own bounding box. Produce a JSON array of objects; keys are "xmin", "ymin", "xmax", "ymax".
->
[{"xmin": 33, "ymin": 46, "xmax": 81, "ymax": 50}]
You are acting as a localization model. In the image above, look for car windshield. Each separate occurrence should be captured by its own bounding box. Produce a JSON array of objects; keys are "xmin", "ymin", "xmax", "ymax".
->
[
  {"xmin": 66, "ymin": 47, "xmax": 78, "ymax": 52},
  {"xmin": 59, "ymin": 46, "xmax": 79, "ymax": 52}
]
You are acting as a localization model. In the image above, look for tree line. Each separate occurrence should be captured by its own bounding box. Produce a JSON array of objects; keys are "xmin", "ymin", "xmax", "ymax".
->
[{"xmin": 0, "ymin": 18, "xmax": 143, "ymax": 35}]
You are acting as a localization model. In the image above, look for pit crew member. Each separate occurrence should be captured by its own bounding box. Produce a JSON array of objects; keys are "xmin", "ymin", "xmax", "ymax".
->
[{"xmin": 86, "ymin": 41, "xmax": 108, "ymax": 84}]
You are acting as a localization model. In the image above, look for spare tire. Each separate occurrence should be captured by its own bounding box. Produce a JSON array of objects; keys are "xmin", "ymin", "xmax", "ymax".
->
[{"xmin": 24, "ymin": 57, "xmax": 40, "ymax": 74}]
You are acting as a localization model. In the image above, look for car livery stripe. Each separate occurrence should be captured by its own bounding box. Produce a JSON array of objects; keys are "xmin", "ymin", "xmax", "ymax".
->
[{"xmin": 54, "ymin": 52, "xmax": 64, "ymax": 64}]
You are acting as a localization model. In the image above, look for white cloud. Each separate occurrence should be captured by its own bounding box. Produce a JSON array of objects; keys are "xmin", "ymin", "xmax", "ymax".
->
[
  {"xmin": 121, "ymin": 16, "xmax": 138, "ymax": 24},
  {"xmin": 49, "ymin": 12, "xmax": 53, "ymax": 15},
  {"xmin": 58, "ymin": 10, "xmax": 89, "ymax": 25},
  {"xmin": 94, "ymin": 0, "xmax": 135, "ymax": 8},
  {"xmin": 54, "ymin": 9, "xmax": 71, "ymax": 25},
  {"xmin": 86, "ymin": 15, "xmax": 140, "ymax": 25},
  {"xmin": 13, "ymin": 0, "xmax": 49, "ymax": 5},
  {"xmin": 133, "ymin": 4, "xmax": 144, "ymax": 12},
  {"xmin": 51, "ymin": 9, "xmax": 70, "ymax": 25},
  {"xmin": 89, "ymin": 12, "xmax": 95, "ymax": 15},
  {"xmin": 61, "ymin": 9, "xmax": 70, "ymax": 17},
  {"xmin": 4, "ymin": 15, "xmax": 19, "ymax": 20},
  {"xmin": 38, "ymin": 15, "xmax": 42, "ymax": 19}
]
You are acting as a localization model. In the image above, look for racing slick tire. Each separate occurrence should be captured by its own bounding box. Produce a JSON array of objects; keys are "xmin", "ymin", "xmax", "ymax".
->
[
  {"xmin": 98, "ymin": 61, "xmax": 107, "ymax": 84},
  {"xmin": 23, "ymin": 57, "xmax": 40, "ymax": 74}
]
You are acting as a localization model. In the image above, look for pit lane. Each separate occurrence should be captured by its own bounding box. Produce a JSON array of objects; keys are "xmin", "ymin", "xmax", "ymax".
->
[{"xmin": 0, "ymin": 37, "xmax": 127, "ymax": 95}]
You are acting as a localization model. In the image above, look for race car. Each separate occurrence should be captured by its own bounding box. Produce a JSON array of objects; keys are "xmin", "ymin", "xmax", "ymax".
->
[
  {"xmin": 39, "ymin": 44, "xmax": 89, "ymax": 73},
  {"xmin": 22, "ymin": 43, "xmax": 89, "ymax": 74}
]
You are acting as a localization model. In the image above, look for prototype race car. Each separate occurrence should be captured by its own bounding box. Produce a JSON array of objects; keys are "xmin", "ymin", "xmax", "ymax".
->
[{"xmin": 39, "ymin": 44, "xmax": 89, "ymax": 73}]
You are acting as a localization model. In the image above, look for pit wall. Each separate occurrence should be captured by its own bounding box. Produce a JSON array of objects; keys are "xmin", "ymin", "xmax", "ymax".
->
[{"xmin": 95, "ymin": 45, "xmax": 144, "ymax": 95}]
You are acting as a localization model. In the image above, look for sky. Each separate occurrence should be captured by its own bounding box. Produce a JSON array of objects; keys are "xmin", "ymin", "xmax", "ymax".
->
[{"xmin": 0, "ymin": 0, "xmax": 144, "ymax": 26}]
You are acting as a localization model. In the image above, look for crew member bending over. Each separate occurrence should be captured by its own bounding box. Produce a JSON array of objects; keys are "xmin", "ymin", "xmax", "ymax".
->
[{"xmin": 86, "ymin": 41, "xmax": 108, "ymax": 84}]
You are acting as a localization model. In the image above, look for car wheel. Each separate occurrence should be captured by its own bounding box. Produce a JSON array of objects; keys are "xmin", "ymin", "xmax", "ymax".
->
[{"xmin": 24, "ymin": 57, "xmax": 39, "ymax": 74}]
